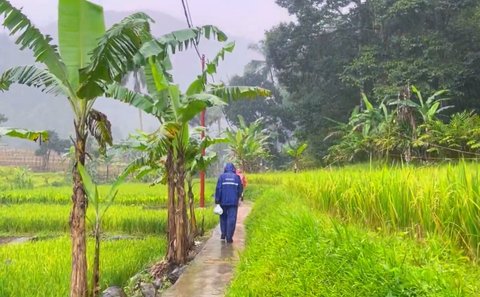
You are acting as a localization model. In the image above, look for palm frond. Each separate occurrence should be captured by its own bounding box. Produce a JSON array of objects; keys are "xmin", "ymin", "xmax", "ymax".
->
[
  {"xmin": 186, "ymin": 42, "xmax": 235, "ymax": 95},
  {"xmin": 208, "ymin": 85, "xmax": 271, "ymax": 102},
  {"xmin": 0, "ymin": 65, "xmax": 68, "ymax": 95},
  {"xmin": 0, "ymin": 0, "xmax": 68, "ymax": 83},
  {"xmin": 140, "ymin": 25, "xmax": 227, "ymax": 61},
  {"xmin": 177, "ymin": 93, "xmax": 226, "ymax": 123},
  {"xmin": 105, "ymin": 83, "xmax": 158, "ymax": 115},
  {"xmin": 123, "ymin": 156, "xmax": 161, "ymax": 180},
  {"xmin": 78, "ymin": 12, "xmax": 154, "ymax": 99},
  {"xmin": 205, "ymin": 42, "xmax": 235, "ymax": 74},
  {"xmin": 87, "ymin": 109, "xmax": 112, "ymax": 154}
]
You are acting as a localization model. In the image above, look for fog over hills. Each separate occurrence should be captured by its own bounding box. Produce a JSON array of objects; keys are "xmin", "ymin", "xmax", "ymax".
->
[{"xmin": 0, "ymin": 10, "xmax": 257, "ymax": 144}]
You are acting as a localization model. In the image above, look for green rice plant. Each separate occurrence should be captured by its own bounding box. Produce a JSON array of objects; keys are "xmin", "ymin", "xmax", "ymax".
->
[
  {"xmin": 0, "ymin": 237, "xmax": 165, "ymax": 297},
  {"xmin": 0, "ymin": 182, "xmax": 216, "ymax": 205},
  {"xmin": 249, "ymin": 162, "xmax": 480, "ymax": 260},
  {"xmin": 0, "ymin": 204, "xmax": 218, "ymax": 235},
  {"xmin": 0, "ymin": 167, "xmax": 67, "ymax": 189},
  {"xmin": 227, "ymin": 188, "xmax": 480, "ymax": 296}
]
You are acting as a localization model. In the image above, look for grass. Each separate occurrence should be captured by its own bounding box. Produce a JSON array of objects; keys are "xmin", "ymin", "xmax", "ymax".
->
[
  {"xmin": 249, "ymin": 162, "xmax": 480, "ymax": 260},
  {"xmin": 0, "ymin": 166, "xmax": 220, "ymax": 296},
  {"xmin": 0, "ymin": 203, "xmax": 218, "ymax": 235},
  {"xmin": 0, "ymin": 236, "xmax": 166, "ymax": 297},
  {"xmin": 0, "ymin": 167, "xmax": 67, "ymax": 190},
  {"xmin": 227, "ymin": 188, "xmax": 480, "ymax": 296},
  {"xmin": 0, "ymin": 182, "xmax": 216, "ymax": 205}
]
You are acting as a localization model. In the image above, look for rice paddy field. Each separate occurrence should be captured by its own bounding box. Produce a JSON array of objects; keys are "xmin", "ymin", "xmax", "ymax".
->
[
  {"xmin": 227, "ymin": 162, "xmax": 480, "ymax": 296},
  {"xmin": 0, "ymin": 167, "xmax": 218, "ymax": 296},
  {"xmin": 4, "ymin": 163, "xmax": 480, "ymax": 296}
]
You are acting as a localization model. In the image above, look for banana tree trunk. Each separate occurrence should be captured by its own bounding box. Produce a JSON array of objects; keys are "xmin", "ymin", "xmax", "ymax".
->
[
  {"xmin": 91, "ymin": 219, "xmax": 101, "ymax": 297},
  {"xmin": 166, "ymin": 149, "xmax": 176, "ymax": 263},
  {"xmin": 174, "ymin": 150, "xmax": 189, "ymax": 264},
  {"xmin": 70, "ymin": 127, "xmax": 88, "ymax": 297},
  {"xmin": 187, "ymin": 174, "xmax": 197, "ymax": 246}
]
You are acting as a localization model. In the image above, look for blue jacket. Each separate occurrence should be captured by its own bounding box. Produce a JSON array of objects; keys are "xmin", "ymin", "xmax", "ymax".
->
[{"xmin": 215, "ymin": 163, "xmax": 243, "ymax": 206}]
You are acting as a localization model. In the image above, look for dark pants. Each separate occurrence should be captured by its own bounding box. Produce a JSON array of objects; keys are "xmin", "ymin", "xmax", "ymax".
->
[{"xmin": 220, "ymin": 205, "xmax": 238, "ymax": 241}]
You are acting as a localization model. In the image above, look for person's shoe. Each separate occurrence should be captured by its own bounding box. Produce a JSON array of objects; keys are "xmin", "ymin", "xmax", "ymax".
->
[
  {"xmin": 220, "ymin": 234, "xmax": 226, "ymax": 240},
  {"xmin": 226, "ymin": 239, "xmax": 233, "ymax": 244}
]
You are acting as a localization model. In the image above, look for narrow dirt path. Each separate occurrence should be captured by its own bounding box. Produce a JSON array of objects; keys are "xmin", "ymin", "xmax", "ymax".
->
[{"xmin": 161, "ymin": 201, "xmax": 252, "ymax": 297}]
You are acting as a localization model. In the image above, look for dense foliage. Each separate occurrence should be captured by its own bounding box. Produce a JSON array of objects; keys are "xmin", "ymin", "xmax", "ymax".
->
[{"xmin": 230, "ymin": 0, "xmax": 480, "ymax": 163}]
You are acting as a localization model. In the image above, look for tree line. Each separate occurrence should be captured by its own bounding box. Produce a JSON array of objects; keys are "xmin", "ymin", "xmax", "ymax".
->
[{"xmin": 228, "ymin": 0, "xmax": 480, "ymax": 165}]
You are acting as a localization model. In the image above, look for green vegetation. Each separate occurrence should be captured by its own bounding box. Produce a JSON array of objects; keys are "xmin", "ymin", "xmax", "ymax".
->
[
  {"xmin": 250, "ymin": 163, "xmax": 480, "ymax": 260},
  {"xmin": 0, "ymin": 203, "xmax": 215, "ymax": 235},
  {"xmin": 0, "ymin": 167, "xmax": 66, "ymax": 190},
  {"xmin": 0, "ymin": 182, "xmax": 215, "ymax": 205},
  {"xmin": 228, "ymin": 174, "xmax": 480, "ymax": 296},
  {"xmin": 0, "ymin": 168, "xmax": 218, "ymax": 295},
  {"xmin": 324, "ymin": 88, "xmax": 478, "ymax": 164},
  {"xmin": 225, "ymin": 115, "xmax": 270, "ymax": 172},
  {"xmin": 4, "ymin": 0, "xmax": 480, "ymax": 296},
  {"xmin": 225, "ymin": 0, "xmax": 480, "ymax": 166},
  {"xmin": 0, "ymin": 237, "xmax": 165, "ymax": 297}
]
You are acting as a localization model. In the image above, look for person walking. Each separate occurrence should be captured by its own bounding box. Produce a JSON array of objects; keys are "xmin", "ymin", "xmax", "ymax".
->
[
  {"xmin": 215, "ymin": 163, "xmax": 243, "ymax": 243},
  {"xmin": 236, "ymin": 168, "xmax": 247, "ymax": 201}
]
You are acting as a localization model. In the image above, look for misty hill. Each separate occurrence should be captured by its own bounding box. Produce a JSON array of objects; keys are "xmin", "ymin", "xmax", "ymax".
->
[{"xmin": 0, "ymin": 10, "xmax": 257, "ymax": 143}]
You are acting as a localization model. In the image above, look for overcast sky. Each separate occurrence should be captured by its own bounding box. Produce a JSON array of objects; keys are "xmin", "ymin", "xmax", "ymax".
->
[{"xmin": 5, "ymin": 0, "xmax": 292, "ymax": 41}]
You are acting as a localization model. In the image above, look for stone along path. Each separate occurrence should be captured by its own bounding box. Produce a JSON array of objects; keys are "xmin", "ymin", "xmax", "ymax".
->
[{"xmin": 161, "ymin": 201, "xmax": 252, "ymax": 297}]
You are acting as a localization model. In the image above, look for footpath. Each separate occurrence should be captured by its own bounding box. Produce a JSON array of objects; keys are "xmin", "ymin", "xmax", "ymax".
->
[{"xmin": 161, "ymin": 201, "xmax": 252, "ymax": 297}]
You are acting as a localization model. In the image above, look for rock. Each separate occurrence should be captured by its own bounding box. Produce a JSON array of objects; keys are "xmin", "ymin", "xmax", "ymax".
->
[
  {"xmin": 153, "ymin": 278, "xmax": 163, "ymax": 290},
  {"xmin": 140, "ymin": 282, "xmax": 157, "ymax": 297},
  {"xmin": 167, "ymin": 266, "xmax": 186, "ymax": 284},
  {"xmin": 102, "ymin": 286, "xmax": 127, "ymax": 297}
]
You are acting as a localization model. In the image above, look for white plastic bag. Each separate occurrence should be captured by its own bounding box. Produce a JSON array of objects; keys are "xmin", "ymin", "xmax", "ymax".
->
[{"xmin": 214, "ymin": 204, "xmax": 223, "ymax": 215}]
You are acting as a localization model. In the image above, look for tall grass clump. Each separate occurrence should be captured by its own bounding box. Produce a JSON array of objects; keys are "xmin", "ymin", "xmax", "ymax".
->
[
  {"xmin": 269, "ymin": 162, "xmax": 480, "ymax": 260},
  {"xmin": 227, "ymin": 188, "xmax": 480, "ymax": 296}
]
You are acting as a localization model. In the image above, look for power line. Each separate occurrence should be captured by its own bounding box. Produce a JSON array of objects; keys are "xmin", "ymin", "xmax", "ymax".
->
[
  {"xmin": 185, "ymin": 0, "xmax": 194, "ymax": 27},
  {"xmin": 180, "ymin": 0, "xmax": 192, "ymax": 27},
  {"xmin": 180, "ymin": 0, "xmax": 202, "ymax": 60}
]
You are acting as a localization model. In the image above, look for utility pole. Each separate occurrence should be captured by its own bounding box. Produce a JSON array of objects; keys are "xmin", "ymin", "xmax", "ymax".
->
[{"xmin": 199, "ymin": 54, "xmax": 206, "ymax": 208}]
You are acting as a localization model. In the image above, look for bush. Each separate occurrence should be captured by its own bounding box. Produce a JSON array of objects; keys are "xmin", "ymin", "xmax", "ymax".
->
[{"xmin": 9, "ymin": 167, "xmax": 34, "ymax": 189}]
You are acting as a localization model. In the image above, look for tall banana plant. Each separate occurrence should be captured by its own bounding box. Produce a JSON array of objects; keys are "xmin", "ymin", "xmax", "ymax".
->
[
  {"xmin": 225, "ymin": 115, "xmax": 270, "ymax": 172},
  {"xmin": 106, "ymin": 30, "xmax": 270, "ymax": 264},
  {"xmin": 286, "ymin": 142, "xmax": 308, "ymax": 173},
  {"xmin": 184, "ymin": 132, "xmax": 227, "ymax": 241},
  {"xmin": 0, "ymin": 1, "xmax": 153, "ymax": 296},
  {"xmin": 388, "ymin": 86, "xmax": 453, "ymax": 124}
]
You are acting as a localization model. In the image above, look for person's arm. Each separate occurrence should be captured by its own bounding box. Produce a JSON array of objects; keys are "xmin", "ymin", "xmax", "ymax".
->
[{"xmin": 215, "ymin": 176, "xmax": 222, "ymax": 204}]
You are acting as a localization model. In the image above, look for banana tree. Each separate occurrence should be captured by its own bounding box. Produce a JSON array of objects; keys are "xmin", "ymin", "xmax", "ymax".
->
[
  {"xmin": 225, "ymin": 115, "xmax": 270, "ymax": 172},
  {"xmin": 184, "ymin": 131, "xmax": 227, "ymax": 240},
  {"xmin": 286, "ymin": 142, "xmax": 307, "ymax": 173},
  {"xmin": 77, "ymin": 163, "xmax": 126, "ymax": 297},
  {"xmin": 106, "ymin": 31, "xmax": 270, "ymax": 264},
  {"xmin": 388, "ymin": 86, "xmax": 453, "ymax": 124},
  {"xmin": 0, "ymin": 1, "xmax": 153, "ymax": 296},
  {"xmin": 388, "ymin": 86, "xmax": 453, "ymax": 161}
]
